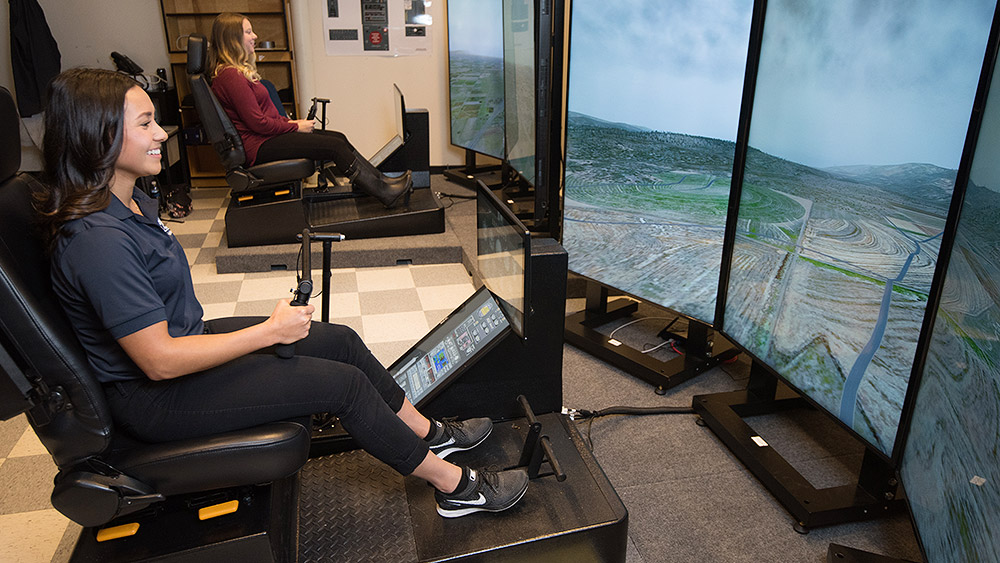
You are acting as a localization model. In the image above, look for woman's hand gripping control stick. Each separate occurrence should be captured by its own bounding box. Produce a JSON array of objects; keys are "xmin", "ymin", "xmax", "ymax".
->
[{"xmin": 276, "ymin": 229, "xmax": 313, "ymax": 359}]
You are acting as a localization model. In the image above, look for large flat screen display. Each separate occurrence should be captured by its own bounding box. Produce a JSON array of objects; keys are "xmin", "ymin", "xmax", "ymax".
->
[
  {"xmin": 447, "ymin": 0, "xmax": 505, "ymax": 159},
  {"xmin": 503, "ymin": 0, "xmax": 536, "ymax": 186},
  {"xmin": 477, "ymin": 180, "xmax": 531, "ymax": 338},
  {"xmin": 723, "ymin": 0, "xmax": 995, "ymax": 457},
  {"xmin": 901, "ymin": 27, "xmax": 1000, "ymax": 562},
  {"xmin": 561, "ymin": 0, "xmax": 754, "ymax": 325}
]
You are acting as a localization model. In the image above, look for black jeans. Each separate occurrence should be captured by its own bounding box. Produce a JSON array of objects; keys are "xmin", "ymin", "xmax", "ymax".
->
[
  {"xmin": 105, "ymin": 318, "xmax": 428, "ymax": 476},
  {"xmin": 256, "ymin": 130, "xmax": 356, "ymax": 172}
]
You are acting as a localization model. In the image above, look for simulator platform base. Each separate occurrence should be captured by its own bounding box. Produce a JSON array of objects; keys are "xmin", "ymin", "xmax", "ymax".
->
[
  {"xmin": 69, "ymin": 414, "xmax": 627, "ymax": 563},
  {"xmin": 224, "ymin": 186, "xmax": 445, "ymax": 248}
]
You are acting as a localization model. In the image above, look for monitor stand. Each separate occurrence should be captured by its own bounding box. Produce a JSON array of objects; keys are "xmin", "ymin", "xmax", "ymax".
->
[
  {"xmin": 826, "ymin": 544, "xmax": 916, "ymax": 563},
  {"xmin": 692, "ymin": 361, "xmax": 904, "ymax": 531},
  {"xmin": 443, "ymin": 148, "xmax": 503, "ymax": 189},
  {"xmin": 564, "ymin": 280, "xmax": 738, "ymax": 394}
]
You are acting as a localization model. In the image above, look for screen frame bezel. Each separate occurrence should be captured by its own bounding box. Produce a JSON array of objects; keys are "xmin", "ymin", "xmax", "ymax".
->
[
  {"xmin": 560, "ymin": 0, "xmax": 761, "ymax": 329},
  {"xmin": 476, "ymin": 179, "xmax": 532, "ymax": 341},
  {"xmin": 714, "ymin": 0, "xmax": 999, "ymax": 467},
  {"xmin": 893, "ymin": 6, "xmax": 1000, "ymax": 561},
  {"xmin": 445, "ymin": 0, "xmax": 507, "ymax": 160}
]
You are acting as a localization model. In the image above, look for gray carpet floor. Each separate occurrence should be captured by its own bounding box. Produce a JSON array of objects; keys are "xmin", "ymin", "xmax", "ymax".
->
[{"xmin": 560, "ymin": 313, "xmax": 922, "ymax": 563}]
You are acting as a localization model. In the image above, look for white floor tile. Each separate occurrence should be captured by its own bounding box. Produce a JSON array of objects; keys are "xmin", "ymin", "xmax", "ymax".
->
[
  {"xmin": 168, "ymin": 219, "xmax": 215, "ymax": 235},
  {"xmin": 0, "ymin": 509, "xmax": 71, "ymax": 563},
  {"xmin": 7, "ymin": 428, "xmax": 47, "ymax": 458},
  {"xmin": 361, "ymin": 311, "xmax": 429, "ymax": 344},
  {"xmin": 184, "ymin": 247, "xmax": 200, "ymax": 266},
  {"xmin": 194, "ymin": 198, "xmax": 227, "ymax": 211},
  {"xmin": 327, "ymin": 292, "xmax": 362, "ymax": 319},
  {"xmin": 203, "ymin": 231, "xmax": 224, "ymax": 249},
  {"xmin": 238, "ymin": 275, "xmax": 300, "ymax": 302},
  {"xmin": 355, "ymin": 267, "xmax": 416, "ymax": 292},
  {"xmin": 416, "ymin": 283, "xmax": 475, "ymax": 312},
  {"xmin": 190, "ymin": 263, "xmax": 245, "ymax": 284},
  {"xmin": 201, "ymin": 302, "xmax": 238, "ymax": 320}
]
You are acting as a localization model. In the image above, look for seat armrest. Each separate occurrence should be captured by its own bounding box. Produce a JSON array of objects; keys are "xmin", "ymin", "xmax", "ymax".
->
[{"xmin": 109, "ymin": 421, "xmax": 311, "ymax": 496}]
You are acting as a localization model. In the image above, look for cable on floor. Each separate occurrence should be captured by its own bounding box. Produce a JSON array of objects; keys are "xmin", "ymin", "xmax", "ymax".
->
[{"xmin": 562, "ymin": 404, "xmax": 696, "ymax": 451}]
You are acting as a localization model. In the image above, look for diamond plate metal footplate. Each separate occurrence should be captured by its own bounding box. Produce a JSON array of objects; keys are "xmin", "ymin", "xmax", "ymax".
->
[{"xmin": 298, "ymin": 450, "xmax": 418, "ymax": 563}]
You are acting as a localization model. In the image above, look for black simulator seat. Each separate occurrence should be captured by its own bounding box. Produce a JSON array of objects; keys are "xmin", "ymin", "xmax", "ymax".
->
[
  {"xmin": 185, "ymin": 34, "xmax": 317, "ymax": 199},
  {"xmin": 184, "ymin": 35, "xmax": 444, "ymax": 248},
  {"xmin": 0, "ymin": 86, "xmax": 310, "ymax": 557}
]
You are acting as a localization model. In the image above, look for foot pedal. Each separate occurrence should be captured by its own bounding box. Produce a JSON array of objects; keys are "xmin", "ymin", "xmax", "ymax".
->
[
  {"xmin": 198, "ymin": 500, "xmax": 239, "ymax": 520},
  {"xmin": 96, "ymin": 522, "xmax": 140, "ymax": 542}
]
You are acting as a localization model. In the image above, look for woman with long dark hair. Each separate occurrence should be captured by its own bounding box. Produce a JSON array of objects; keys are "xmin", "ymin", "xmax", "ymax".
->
[
  {"xmin": 209, "ymin": 12, "xmax": 411, "ymax": 208},
  {"xmin": 34, "ymin": 68, "xmax": 528, "ymax": 518}
]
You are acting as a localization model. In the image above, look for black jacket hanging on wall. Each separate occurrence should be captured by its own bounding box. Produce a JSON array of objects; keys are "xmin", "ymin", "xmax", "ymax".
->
[{"xmin": 8, "ymin": 0, "xmax": 61, "ymax": 117}]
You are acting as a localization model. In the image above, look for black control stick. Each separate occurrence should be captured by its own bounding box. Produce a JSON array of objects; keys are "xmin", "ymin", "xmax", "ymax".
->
[
  {"xmin": 306, "ymin": 97, "xmax": 331, "ymax": 130},
  {"xmin": 276, "ymin": 229, "xmax": 313, "ymax": 359}
]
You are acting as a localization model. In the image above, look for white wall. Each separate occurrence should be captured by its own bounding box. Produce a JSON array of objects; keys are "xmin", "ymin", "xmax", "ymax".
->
[
  {"xmin": 1, "ymin": 0, "xmax": 465, "ymax": 166},
  {"xmin": 289, "ymin": 0, "xmax": 463, "ymax": 165},
  {"xmin": 2, "ymin": 0, "xmax": 169, "ymax": 92}
]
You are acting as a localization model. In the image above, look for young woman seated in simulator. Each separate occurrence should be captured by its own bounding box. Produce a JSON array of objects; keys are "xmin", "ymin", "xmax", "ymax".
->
[
  {"xmin": 208, "ymin": 12, "xmax": 411, "ymax": 209},
  {"xmin": 34, "ymin": 68, "xmax": 528, "ymax": 518}
]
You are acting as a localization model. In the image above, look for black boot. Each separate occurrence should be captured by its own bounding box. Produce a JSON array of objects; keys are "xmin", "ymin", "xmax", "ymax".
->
[{"xmin": 346, "ymin": 151, "xmax": 412, "ymax": 208}]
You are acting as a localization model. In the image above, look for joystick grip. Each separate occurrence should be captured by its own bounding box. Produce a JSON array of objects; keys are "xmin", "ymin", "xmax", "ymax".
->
[{"xmin": 277, "ymin": 229, "xmax": 313, "ymax": 359}]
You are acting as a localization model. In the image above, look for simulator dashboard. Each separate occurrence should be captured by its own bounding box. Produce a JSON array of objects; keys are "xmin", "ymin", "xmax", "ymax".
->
[{"xmin": 389, "ymin": 286, "xmax": 510, "ymax": 406}]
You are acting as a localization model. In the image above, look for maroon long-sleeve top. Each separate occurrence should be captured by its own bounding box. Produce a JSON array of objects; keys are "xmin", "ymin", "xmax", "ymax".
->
[{"xmin": 211, "ymin": 66, "xmax": 296, "ymax": 165}]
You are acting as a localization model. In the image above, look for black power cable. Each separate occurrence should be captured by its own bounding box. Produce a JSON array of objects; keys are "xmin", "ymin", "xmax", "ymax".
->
[{"xmin": 564, "ymin": 405, "xmax": 696, "ymax": 450}]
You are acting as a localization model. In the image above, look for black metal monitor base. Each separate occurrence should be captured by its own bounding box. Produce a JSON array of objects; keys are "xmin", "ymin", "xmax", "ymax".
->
[
  {"xmin": 444, "ymin": 149, "xmax": 502, "ymax": 189},
  {"xmin": 827, "ymin": 544, "xmax": 917, "ymax": 563},
  {"xmin": 224, "ymin": 187, "xmax": 444, "ymax": 247},
  {"xmin": 692, "ymin": 364, "xmax": 902, "ymax": 531},
  {"xmin": 564, "ymin": 282, "xmax": 738, "ymax": 394},
  {"xmin": 70, "ymin": 477, "xmax": 298, "ymax": 563}
]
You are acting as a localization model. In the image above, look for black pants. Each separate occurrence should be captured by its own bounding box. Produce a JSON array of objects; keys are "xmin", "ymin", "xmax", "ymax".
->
[
  {"xmin": 256, "ymin": 130, "xmax": 357, "ymax": 173},
  {"xmin": 105, "ymin": 318, "xmax": 428, "ymax": 476}
]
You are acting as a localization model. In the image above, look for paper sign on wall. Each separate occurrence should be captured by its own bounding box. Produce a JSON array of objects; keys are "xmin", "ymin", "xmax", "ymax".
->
[{"xmin": 324, "ymin": 0, "xmax": 432, "ymax": 56}]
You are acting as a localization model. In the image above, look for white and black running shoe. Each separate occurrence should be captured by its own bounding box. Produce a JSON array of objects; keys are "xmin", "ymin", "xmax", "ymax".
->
[
  {"xmin": 435, "ymin": 468, "xmax": 529, "ymax": 518},
  {"xmin": 427, "ymin": 417, "xmax": 493, "ymax": 459}
]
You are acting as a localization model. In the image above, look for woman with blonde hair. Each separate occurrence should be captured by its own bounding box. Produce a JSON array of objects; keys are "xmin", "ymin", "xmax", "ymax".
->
[{"xmin": 209, "ymin": 12, "xmax": 411, "ymax": 208}]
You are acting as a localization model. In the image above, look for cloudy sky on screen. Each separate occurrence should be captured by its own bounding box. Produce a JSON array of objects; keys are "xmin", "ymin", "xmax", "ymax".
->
[
  {"xmin": 568, "ymin": 0, "xmax": 754, "ymax": 142},
  {"xmin": 448, "ymin": 0, "xmax": 503, "ymax": 59},
  {"xmin": 749, "ymin": 0, "xmax": 994, "ymax": 169}
]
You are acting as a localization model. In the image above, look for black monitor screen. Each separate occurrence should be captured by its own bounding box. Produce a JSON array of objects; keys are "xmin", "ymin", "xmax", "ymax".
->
[
  {"xmin": 389, "ymin": 287, "xmax": 510, "ymax": 407},
  {"xmin": 477, "ymin": 180, "xmax": 530, "ymax": 338},
  {"xmin": 503, "ymin": 0, "xmax": 535, "ymax": 186},
  {"xmin": 901, "ymin": 23, "xmax": 1000, "ymax": 562},
  {"xmin": 562, "ymin": 0, "xmax": 754, "ymax": 325},
  {"xmin": 447, "ymin": 0, "xmax": 505, "ymax": 159},
  {"xmin": 722, "ymin": 0, "xmax": 995, "ymax": 457}
]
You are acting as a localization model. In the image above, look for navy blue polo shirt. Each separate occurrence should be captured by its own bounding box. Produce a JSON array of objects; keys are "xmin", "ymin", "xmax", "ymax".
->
[{"xmin": 51, "ymin": 190, "xmax": 204, "ymax": 383}]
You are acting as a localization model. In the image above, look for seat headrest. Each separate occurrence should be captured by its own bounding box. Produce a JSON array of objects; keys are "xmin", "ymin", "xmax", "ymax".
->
[
  {"xmin": 0, "ymin": 87, "xmax": 21, "ymax": 183},
  {"xmin": 187, "ymin": 35, "xmax": 207, "ymax": 76}
]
